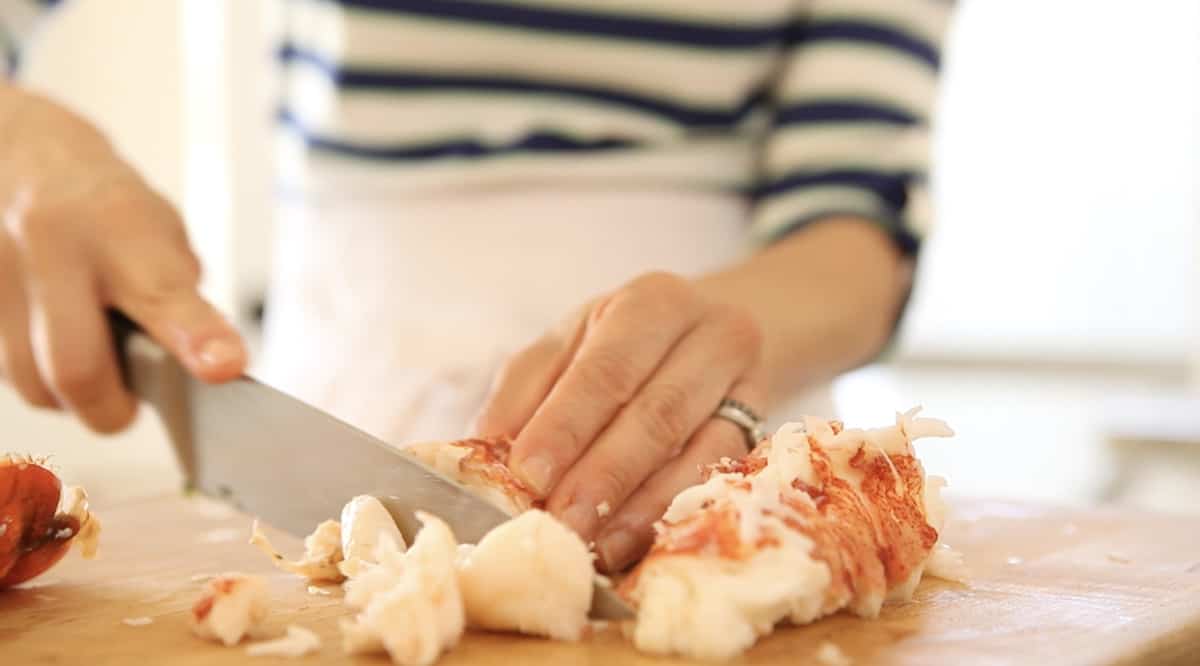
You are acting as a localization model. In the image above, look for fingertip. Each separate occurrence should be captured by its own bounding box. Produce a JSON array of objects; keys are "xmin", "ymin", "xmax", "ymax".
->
[
  {"xmin": 558, "ymin": 501, "xmax": 600, "ymax": 541},
  {"xmin": 87, "ymin": 391, "xmax": 140, "ymax": 435},
  {"xmin": 190, "ymin": 335, "xmax": 247, "ymax": 382},
  {"xmin": 596, "ymin": 526, "xmax": 649, "ymax": 573},
  {"xmin": 122, "ymin": 289, "xmax": 247, "ymax": 382},
  {"xmin": 513, "ymin": 449, "xmax": 555, "ymax": 497}
]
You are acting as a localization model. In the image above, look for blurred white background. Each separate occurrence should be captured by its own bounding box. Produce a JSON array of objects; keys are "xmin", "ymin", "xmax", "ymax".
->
[{"xmin": 3, "ymin": 0, "xmax": 1198, "ymax": 511}]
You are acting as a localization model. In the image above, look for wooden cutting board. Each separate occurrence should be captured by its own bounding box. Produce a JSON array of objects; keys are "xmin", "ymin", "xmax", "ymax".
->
[{"xmin": 3, "ymin": 494, "xmax": 1199, "ymax": 665}]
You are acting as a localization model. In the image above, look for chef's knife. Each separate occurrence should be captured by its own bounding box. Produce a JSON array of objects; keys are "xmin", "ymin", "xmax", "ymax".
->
[{"xmin": 108, "ymin": 311, "xmax": 634, "ymax": 620}]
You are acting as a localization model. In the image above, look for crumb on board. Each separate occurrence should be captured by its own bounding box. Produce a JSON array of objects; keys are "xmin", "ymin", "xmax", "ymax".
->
[
  {"xmin": 188, "ymin": 497, "xmax": 238, "ymax": 520},
  {"xmin": 1005, "ymin": 556, "xmax": 1024, "ymax": 566},
  {"xmin": 122, "ymin": 617, "xmax": 154, "ymax": 627},
  {"xmin": 245, "ymin": 625, "xmax": 322, "ymax": 658},
  {"xmin": 815, "ymin": 641, "xmax": 852, "ymax": 666},
  {"xmin": 307, "ymin": 585, "xmax": 333, "ymax": 596},
  {"xmin": 190, "ymin": 574, "xmax": 268, "ymax": 646},
  {"xmin": 198, "ymin": 527, "xmax": 243, "ymax": 544}
]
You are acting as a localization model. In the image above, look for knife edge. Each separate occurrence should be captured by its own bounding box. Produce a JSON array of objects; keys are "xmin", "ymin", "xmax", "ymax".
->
[{"xmin": 116, "ymin": 324, "xmax": 634, "ymax": 619}]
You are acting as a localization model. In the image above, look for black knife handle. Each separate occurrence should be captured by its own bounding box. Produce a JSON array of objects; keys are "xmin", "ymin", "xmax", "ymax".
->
[
  {"xmin": 105, "ymin": 308, "xmax": 196, "ymax": 484},
  {"xmin": 106, "ymin": 308, "xmax": 143, "ymax": 387}
]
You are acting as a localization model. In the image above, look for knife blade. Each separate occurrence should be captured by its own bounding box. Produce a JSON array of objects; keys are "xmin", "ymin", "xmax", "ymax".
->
[{"xmin": 109, "ymin": 311, "xmax": 634, "ymax": 620}]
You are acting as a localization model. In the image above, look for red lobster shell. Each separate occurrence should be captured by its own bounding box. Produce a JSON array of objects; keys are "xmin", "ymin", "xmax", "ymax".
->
[{"xmin": 0, "ymin": 455, "xmax": 84, "ymax": 588}]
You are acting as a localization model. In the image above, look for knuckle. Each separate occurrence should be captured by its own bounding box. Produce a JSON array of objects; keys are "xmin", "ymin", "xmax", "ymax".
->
[
  {"xmin": 577, "ymin": 347, "xmax": 639, "ymax": 404},
  {"xmin": 715, "ymin": 305, "xmax": 765, "ymax": 355},
  {"xmin": 631, "ymin": 271, "xmax": 688, "ymax": 297},
  {"xmin": 548, "ymin": 414, "xmax": 586, "ymax": 459},
  {"xmin": 93, "ymin": 192, "xmax": 198, "ymax": 295},
  {"xmin": 523, "ymin": 414, "xmax": 584, "ymax": 469},
  {"xmin": 592, "ymin": 464, "xmax": 634, "ymax": 507},
  {"xmin": 624, "ymin": 272, "xmax": 695, "ymax": 315},
  {"xmin": 636, "ymin": 382, "xmax": 693, "ymax": 453},
  {"xmin": 119, "ymin": 259, "xmax": 200, "ymax": 311}
]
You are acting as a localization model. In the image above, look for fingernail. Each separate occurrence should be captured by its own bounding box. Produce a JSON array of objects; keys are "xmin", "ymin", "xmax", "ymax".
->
[
  {"xmin": 560, "ymin": 502, "xmax": 599, "ymax": 539},
  {"xmin": 198, "ymin": 337, "xmax": 241, "ymax": 369},
  {"xmin": 517, "ymin": 453, "xmax": 555, "ymax": 496},
  {"xmin": 597, "ymin": 529, "xmax": 637, "ymax": 572}
]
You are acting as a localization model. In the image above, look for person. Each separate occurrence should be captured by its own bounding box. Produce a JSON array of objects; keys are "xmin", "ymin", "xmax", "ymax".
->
[{"xmin": 0, "ymin": 1, "xmax": 952, "ymax": 571}]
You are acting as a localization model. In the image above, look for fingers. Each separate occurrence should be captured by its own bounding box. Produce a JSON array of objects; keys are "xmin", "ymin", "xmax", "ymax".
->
[
  {"xmin": 0, "ymin": 90, "xmax": 240, "ymax": 432},
  {"xmin": 113, "ymin": 283, "xmax": 246, "ymax": 384},
  {"xmin": 545, "ymin": 304, "xmax": 762, "ymax": 540},
  {"xmin": 96, "ymin": 197, "xmax": 246, "ymax": 384},
  {"xmin": 471, "ymin": 301, "xmax": 597, "ymax": 438},
  {"xmin": 22, "ymin": 241, "xmax": 137, "ymax": 433},
  {"xmin": 593, "ymin": 378, "xmax": 766, "ymax": 572},
  {"xmin": 470, "ymin": 338, "xmax": 564, "ymax": 439},
  {"xmin": 0, "ymin": 232, "xmax": 56, "ymax": 407},
  {"xmin": 509, "ymin": 273, "xmax": 705, "ymax": 497},
  {"xmin": 1, "ymin": 183, "xmax": 243, "ymax": 433},
  {"xmin": 469, "ymin": 306, "xmax": 590, "ymax": 439}
]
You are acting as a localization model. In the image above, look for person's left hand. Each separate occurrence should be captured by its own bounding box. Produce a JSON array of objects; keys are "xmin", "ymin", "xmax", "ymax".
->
[{"xmin": 471, "ymin": 272, "xmax": 767, "ymax": 572}]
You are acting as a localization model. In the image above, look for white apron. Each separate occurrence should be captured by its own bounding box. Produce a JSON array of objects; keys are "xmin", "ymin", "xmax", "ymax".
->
[{"xmin": 254, "ymin": 185, "xmax": 833, "ymax": 446}]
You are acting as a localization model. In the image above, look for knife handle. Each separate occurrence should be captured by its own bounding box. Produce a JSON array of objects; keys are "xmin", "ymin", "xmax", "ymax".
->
[
  {"xmin": 106, "ymin": 308, "xmax": 198, "ymax": 487},
  {"xmin": 107, "ymin": 309, "xmax": 141, "ymax": 381}
]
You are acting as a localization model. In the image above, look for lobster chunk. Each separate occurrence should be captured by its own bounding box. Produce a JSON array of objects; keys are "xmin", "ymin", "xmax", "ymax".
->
[{"xmin": 0, "ymin": 455, "xmax": 101, "ymax": 588}]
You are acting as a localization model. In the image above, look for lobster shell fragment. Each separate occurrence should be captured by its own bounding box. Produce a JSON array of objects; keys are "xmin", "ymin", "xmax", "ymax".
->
[{"xmin": 0, "ymin": 455, "xmax": 100, "ymax": 588}]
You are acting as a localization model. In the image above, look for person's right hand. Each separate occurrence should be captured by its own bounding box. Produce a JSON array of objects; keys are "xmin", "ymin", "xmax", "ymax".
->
[{"xmin": 0, "ymin": 85, "xmax": 246, "ymax": 433}]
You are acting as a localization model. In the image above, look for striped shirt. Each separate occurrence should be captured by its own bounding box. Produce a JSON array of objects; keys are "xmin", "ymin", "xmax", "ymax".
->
[{"xmin": 3, "ymin": 0, "xmax": 952, "ymax": 253}]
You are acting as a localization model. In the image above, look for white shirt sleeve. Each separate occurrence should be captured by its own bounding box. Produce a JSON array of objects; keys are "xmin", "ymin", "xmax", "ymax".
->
[{"xmin": 748, "ymin": 0, "xmax": 955, "ymax": 255}]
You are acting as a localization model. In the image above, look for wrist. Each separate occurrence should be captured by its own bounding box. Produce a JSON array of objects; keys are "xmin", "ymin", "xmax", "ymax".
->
[{"xmin": 696, "ymin": 216, "xmax": 912, "ymax": 401}]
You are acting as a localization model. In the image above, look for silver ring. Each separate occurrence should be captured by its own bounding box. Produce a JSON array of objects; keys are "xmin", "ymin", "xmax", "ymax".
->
[{"xmin": 713, "ymin": 398, "xmax": 766, "ymax": 451}]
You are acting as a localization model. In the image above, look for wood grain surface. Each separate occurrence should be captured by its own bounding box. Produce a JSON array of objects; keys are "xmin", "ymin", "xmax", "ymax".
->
[{"xmin": 3, "ymin": 494, "xmax": 1199, "ymax": 665}]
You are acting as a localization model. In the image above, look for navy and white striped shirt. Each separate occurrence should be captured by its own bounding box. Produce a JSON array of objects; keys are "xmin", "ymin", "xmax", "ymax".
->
[{"xmin": 3, "ymin": 0, "xmax": 952, "ymax": 253}]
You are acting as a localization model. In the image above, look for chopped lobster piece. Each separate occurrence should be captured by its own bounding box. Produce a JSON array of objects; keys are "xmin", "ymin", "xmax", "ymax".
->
[
  {"xmin": 401, "ymin": 437, "xmax": 541, "ymax": 515},
  {"xmin": 619, "ymin": 409, "xmax": 960, "ymax": 660}
]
